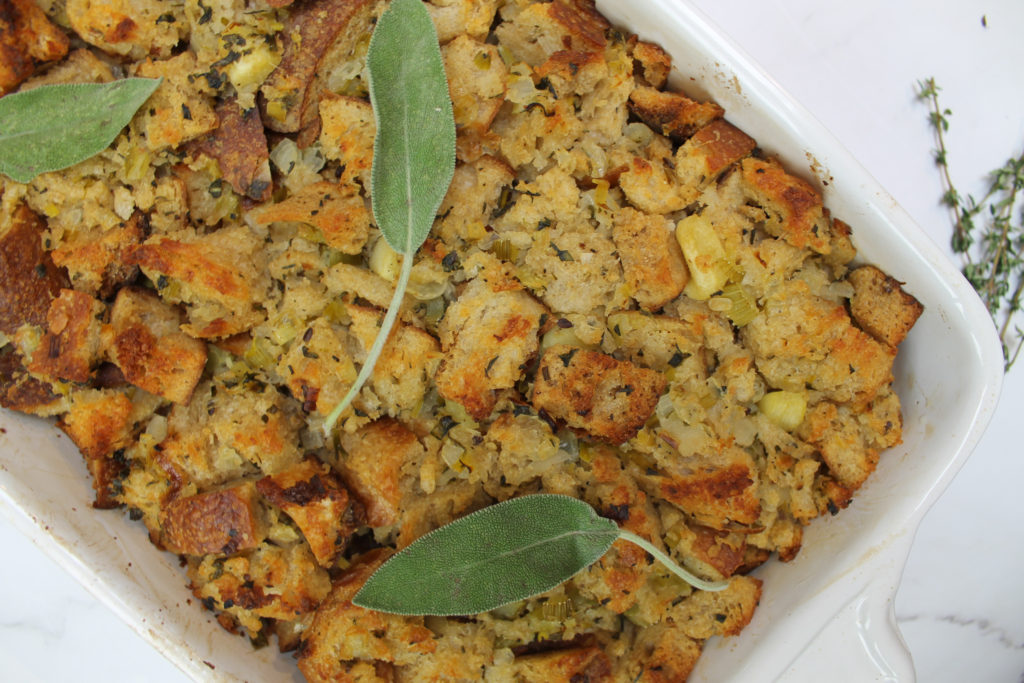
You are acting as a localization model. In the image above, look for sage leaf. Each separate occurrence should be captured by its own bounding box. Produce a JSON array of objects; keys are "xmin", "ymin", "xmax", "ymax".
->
[
  {"xmin": 323, "ymin": 0, "xmax": 455, "ymax": 434},
  {"xmin": 352, "ymin": 494, "xmax": 729, "ymax": 616},
  {"xmin": 0, "ymin": 78, "xmax": 162, "ymax": 183},
  {"xmin": 353, "ymin": 495, "xmax": 620, "ymax": 616}
]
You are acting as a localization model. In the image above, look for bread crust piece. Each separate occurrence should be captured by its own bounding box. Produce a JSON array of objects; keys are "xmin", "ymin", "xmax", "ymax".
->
[
  {"xmin": 628, "ymin": 85, "xmax": 724, "ymax": 142},
  {"xmin": 513, "ymin": 644, "xmax": 613, "ymax": 682},
  {"xmin": 190, "ymin": 96, "xmax": 273, "ymax": 202},
  {"xmin": 249, "ymin": 181, "xmax": 371, "ymax": 254},
  {"xmin": 160, "ymin": 481, "xmax": 265, "ymax": 556},
  {"xmin": 0, "ymin": 203, "xmax": 69, "ymax": 336},
  {"xmin": 531, "ymin": 345, "xmax": 667, "ymax": 445},
  {"xmin": 0, "ymin": 0, "xmax": 69, "ymax": 94},
  {"xmin": 337, "ymin": 418, "xmax": 423, "ymax": 528},
  {"xmin": 611, "ymin": 208, "xmax": 689, "ymax": 311},
  {"xmin": 848, "ymin": 265, "xmax": 924, "ymax": 347},
  {"xmin": 260, "ymin": 0, "xmax": 382, "ymax": 133},
  {"xmin": 435, "ymin": 267, "xmax": 547, "ymax": 421},
  {"xmin": 256, "ymin": 458, "xmax": 362, "ymax": 567},
  {"xmin": 104, "ymin": 287, "xmax": 207, "ymax": 404},
  {"xmin": 28, "ymin": 288, "xmax": 105, "ymax": 384}
]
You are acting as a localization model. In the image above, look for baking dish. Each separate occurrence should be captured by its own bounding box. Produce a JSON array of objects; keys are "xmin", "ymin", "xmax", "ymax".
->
[{"xmin": 0, "ymin": 0, "xmax": 1003, "ymax": 680}]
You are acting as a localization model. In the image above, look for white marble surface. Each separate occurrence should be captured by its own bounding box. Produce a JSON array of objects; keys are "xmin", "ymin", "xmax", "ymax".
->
[{"xmin": 1, "ymin": 0, "xmax": 1023, "ymax": 681}]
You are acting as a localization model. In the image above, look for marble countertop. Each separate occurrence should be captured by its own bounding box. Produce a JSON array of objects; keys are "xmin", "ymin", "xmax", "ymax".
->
[{"xmin": 2, "ymin": 0, "xmax": 1023, "ymax": 680}]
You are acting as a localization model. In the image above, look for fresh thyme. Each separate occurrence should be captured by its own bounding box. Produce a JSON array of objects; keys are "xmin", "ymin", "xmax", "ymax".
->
[{"xmin": 917, "ymin": 77, "xmax": 1024, "ymax": 370}]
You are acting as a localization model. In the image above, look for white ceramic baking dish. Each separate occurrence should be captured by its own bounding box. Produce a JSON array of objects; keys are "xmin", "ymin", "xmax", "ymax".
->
[{"xmin": 0, "ymin": 1, "xmax": 1003, "ymax": 681}]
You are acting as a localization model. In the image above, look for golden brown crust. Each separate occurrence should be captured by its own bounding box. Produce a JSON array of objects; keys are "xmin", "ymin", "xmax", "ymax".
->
[
  {"xmin": 28, "ymin": 288, "xmax": 105, "ymax": 384},
  {"xmin": 256, "ymin": 459, "xmax": 362, "ymax": 567},
  {"xmin": 50, "ymin": 211, "xmax": 144, "ymax": 299},
  {"xmin": 531, "ymin": 346, "xmax": 667, "ymax": 445},
  {"xmin": 515, "ymin": 644, "xmax": 613, "ymax": 682},
  {"xmin": 0, "ymin": 0, "xmax": 69, "ymax": 95},
  {"xmin": 337, "ymin": 419, "xmax": 421, "ymax": 528},
  {"xmin": 104, "ymin": 287, "xmax": 207, "ymax": 404},
  {"xmin": 249, "ymin": 181, "xmax": 370, "ymax": 254},
  {"xmin": 631, "ymin": 40, "xmax": 671, "ymax": 89},
  {"xmin": 57, "ymin": 388, "xmax": 137, "ymax": 508},
  {"xmin": 848, "ymin": 265, "xmax": 924, "ymax": 348},
  {"xmin": 628, "ymin": 85, "xmax": 724, "ymax": 142},
  {"xmin": 740, "ymin": 157, "xmax": 830, "ymax": 254},
  {"xmin": 260, "ymin": 0, "xmax": 380, "ymax": 133},
  {"xmin": 612, "ymin": 207, "xmax": 689, "ymax": 311},
  {"xmin": 648, "ymin": 448, "xmax": 761, "ymax": 529},
  {"xmin": 190, "ymin": 97, "xmax": 272, "ymax": 202},
  {"xmin": 160, "ymin": 482, "xmax": 265, "ymax": 556},
  {"xmin": 626, "ymin": 622, "xmax": 702, "ymax": 683},
  {"xmin": 132, "ymin": 52, "xmax": 218, "ymax": 151},
  {"xmin": 0, "ymin": 203, "xmax": 69, "ymax": 336}
]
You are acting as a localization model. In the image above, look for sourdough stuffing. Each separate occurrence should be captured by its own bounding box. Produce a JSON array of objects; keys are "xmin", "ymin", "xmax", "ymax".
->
[{"xmin": 0, "ymin": 0, "xmax": 923, "ymax": 680}]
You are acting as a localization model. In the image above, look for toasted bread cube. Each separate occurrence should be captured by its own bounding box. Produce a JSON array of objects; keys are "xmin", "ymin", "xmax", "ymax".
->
[
  {"xmin": 0, "ymin": 345, "xmax": 64, "ymax": 416},
  {"xmin": 346, "ymin": 304, "xmax": 442, "ymax": 418},
  {"xmin": 426, "ymin": 0, "xmax": 500, "ymax": 43},
  {"xmin": 50, "ymin": 210, "xmax": 144, "ymax": 298},
  {"xmin": 104, "ymin": 287, "xmax": 207, "ymax": 404},
  {"xmin": 298, "ymin": 550, "xmax": 438, "ymax": 679},
  {"xmin": 531, "ymin": 346, "xmax": 666, "ymax": 445},
  {"xmin": 434, "ymin": 156, "xmax": 514, "ymax": 245},
  {"xmin": 625, "ymin": 624, "xmax": 702, "ymax": 683},
  {"xmin": 324, "ymin": 262, "xmax": 418, "ymax": 325},
  {"xmin": 318, "ymin": 95, "xmax": 375, "ymax": 188},
  {"xmin": 671, "ymin": 574, "xmax": 762, "ymax": 639},
  {"xmin": 443, "ymin": 35, "xmax": 507, "ymax": 161},
  {"xmin": 256, "ymin": 459, "xmax": 362, "ymax": 567},
  {"xmin": 337, "ymin": 419, "xmax": 423, "ymax": 528},
  {"xmin": 612, "ymin": 208, "xmax": 688, "ymax": 311},
  {"xmin": 435, "ymin": 270, "xmax": 547, "ymax": 421},
  {"xmin": 739, "ymin": 157, "xmax": 832, "ymax": 254},
  {"xmin": 28, "ymin": 289, "xmax": 105, "ymax": 384},
  {"xmin": 632, "ymin": 40, "xmax": 672, "ymax": 89},
  {"xmin": 628, "ymin": 85, "xmax": 724, "ymax": 142},
  {"xmin": 0, "ymin": 0, "xmax": 69, "ymax": 94},
  {"xmin": 643, "ymin": 446, "xmax": 761, "ymax": 528},
  {"xmin": 260, "ymin": 0, "xmax": 381, "ymax": 133},
  {"xmin": 160, "ymin": 482, "xmax": 265, "ymax": 556},
  {"xmin": 131, "ymin": 52, "xmax": 218, "ymax": 151},
  {"xmin": 0, "ymin": 203, "xmax": 68, "ymax": 336},
  {"xmin": 514, "ymin": 646, "xmax": 613, "ymax": 683},
  {"xmin": 799, "ymin": 401, "xmax": 880, "ymax": 491},
  {"xmin": 190, "ymin": 96, "xmax": 272, "ymax": 201},
  {"xmin": 249, "ymin": 181, "xmax": 371, "ymax": 254},
  {"xmin": 124, "ymin": 224, "xmax": 269, "ymax": 338},
  {"xmin": 666, "ymin": 521, "xmax": 749, "ymax": 580},
  {"xmin": 675, "ymin": 120, "xmax": 756, "ymax": 204},
  {"xmin": 848, "ymin": 265, "xmax": 923, "ymax": 347},
  {"xmin": 66, "ymin": 0, "xmax": 185, "ymax": 61},
  {"xmin": 58, "ymin": 387, "xmax": 159, "ymax": 508},
  {"xmin": 619, "ymin": 154, "xmax": 688, "ymax": 215},
  {"xmin": 276, "ymin": 317, "xmax": 358, "ymax": 415},
  {"xmin": 494, "ymin": 0, "xmax": 609, "ymax": 67},
  {"xmin": 188, "ymin": 541, "xmax": 331, "ymax": 633}
]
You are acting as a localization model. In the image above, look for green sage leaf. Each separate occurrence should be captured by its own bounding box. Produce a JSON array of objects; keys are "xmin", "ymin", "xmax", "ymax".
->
[
  {"xmin": 353, "ymin": 495, "xmax": 620, "ymax": 616},
  {"xmin": 323, "ymin": 0, "xmax": 455, "ymax": 434},
  {"xmin": 0, "ymin": 78, "xmax": 162, "ymax": 183}
]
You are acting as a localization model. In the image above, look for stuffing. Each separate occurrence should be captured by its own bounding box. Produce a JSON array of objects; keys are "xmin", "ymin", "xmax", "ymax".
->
[
  {"xmin": 0, "ymin": 0, "xmax": 69, "ymax": 95},
  {"xmin": 131, "ymin": 52, "xmax": 219, "ymax": 152},
  {"xmin": 124, "ymin": 223, "xmax": 269, "ymax": 338},
  {"xmin": 848, "ymin": 265, "xmax": 924, "ymax": 347},
  {"xmin": 531, "ymin": 345, "xmax": 666, "ymax": 445},
  {"xmin": 0, "ymin": 0, "xmax": 923, "ymax": 677},
  {"xmin": 628, "ymin": 85, "xmax": 724, "ymax": 142},
  {"xmin": 190, "ymin": 96, "xmax": 273, "ymax": 202},
  {"xmin": 611, "ymin": 207, "xmax": 689, "ymax": 311},
  {"xmin": 318, "ymin": 94, "xmax": 375, "ymax": 188},
  {"xmin": 103, "ymin": 287, "xmax": 207, "ymax": 403},
  {"xmin": 66, "ymin": 0, "xmax": 186, "ymax": 61},
  {"xmin": 260, "ymin": 0, "xmax": 383, "ymax": 133},
  {"xmin": 0, "ymin": 203, "xmax": 68, "ymax": 336},
  {"xmin": 250, "ymin": 181, "xmax": 371, "ymax": 254},
  {"xmin": 28, "ymin": 288, "xmax": 104, "ymax": 384},
  {"xmin": 337, "ymin": 419, "xmax": 424, "ymax": 528},
  {"xmin": 435, "ymin": 267, "xmax": 547, "ymax": 420},
  {"xmin": 159, "ymin": 481, "xmax": 266, "ymax": 556}
]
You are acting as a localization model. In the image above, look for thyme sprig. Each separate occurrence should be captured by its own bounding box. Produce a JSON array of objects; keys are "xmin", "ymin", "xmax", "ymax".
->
[{"xmin": 917, "ymin": 77, "xmax": 1024, "ymax": 371}]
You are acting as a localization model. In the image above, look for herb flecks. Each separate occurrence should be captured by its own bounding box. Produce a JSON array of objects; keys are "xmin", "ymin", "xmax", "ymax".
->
[
  {"xmin": 918, "ymin": 77, "xmax": 1024, "ymax": 370},
  {"xmin": 352, "ymin": 494, "xmax": 728, "ymax": 616},
  {"xmin": 0, "ymin": 78, "xmax": 162, "ymax": 183},
  {"xmin": 322, "ymin": 0, "xmax": 456, "ymax": 434}
]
